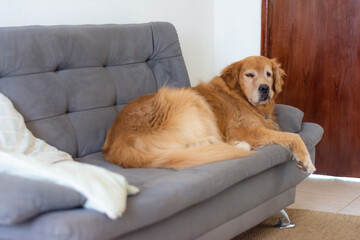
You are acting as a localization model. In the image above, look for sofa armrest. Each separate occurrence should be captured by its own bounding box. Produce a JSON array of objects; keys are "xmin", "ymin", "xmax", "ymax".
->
[{"xmin": 274, "ymin": 104, "xmax": 304, "ymax": 133}]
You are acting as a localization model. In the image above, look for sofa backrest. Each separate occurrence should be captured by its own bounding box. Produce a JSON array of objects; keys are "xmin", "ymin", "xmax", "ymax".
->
[{"xmin": 0, "ymin": 22, "xmax": 190, "ymax": 158}]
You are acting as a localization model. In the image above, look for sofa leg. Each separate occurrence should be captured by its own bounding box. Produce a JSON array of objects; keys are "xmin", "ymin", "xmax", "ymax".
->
[{"xmin": 274, "ymin": 209, "xmax": 295, "ymax": 229}]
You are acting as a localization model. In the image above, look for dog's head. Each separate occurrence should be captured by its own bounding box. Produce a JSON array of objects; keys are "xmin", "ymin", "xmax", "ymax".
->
[{"xmin": 221, "ymin": 56, "xmax": 285, "ymax": 106}]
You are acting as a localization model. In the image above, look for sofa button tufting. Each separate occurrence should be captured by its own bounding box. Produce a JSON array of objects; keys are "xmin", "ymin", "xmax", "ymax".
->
[{"xmin": 54, "ymin": 66, "xmax": 62, "ymax": 72}]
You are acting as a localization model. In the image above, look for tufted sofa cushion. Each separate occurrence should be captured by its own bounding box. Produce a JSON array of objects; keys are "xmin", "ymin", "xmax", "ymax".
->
[{"xmin": 0, "ymin": 23, "xmax": 190, "ymax": 158}]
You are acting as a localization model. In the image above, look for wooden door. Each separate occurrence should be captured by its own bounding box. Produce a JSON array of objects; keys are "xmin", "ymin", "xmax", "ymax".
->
[{"xmin": 262, "ymin": 0, "xmax": 360, "ymax": 177}]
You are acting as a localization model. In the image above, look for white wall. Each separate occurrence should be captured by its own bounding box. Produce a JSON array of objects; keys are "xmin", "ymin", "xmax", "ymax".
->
[
  {"xmin": 214, "ymin": 0, "xmax": 262, "ymax": 75},
  {"xmin": 0, "ymin": 0, "xmax": 261, "ymax": 85}
]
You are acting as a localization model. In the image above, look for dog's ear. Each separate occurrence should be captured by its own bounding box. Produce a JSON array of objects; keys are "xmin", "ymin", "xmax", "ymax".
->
[
  {"xmin": 221, "ymin": 61, "xmax": 242, "ymax": 89},
  {"xmin": 271, "ymin": 58, "xmax": 285, "ymax": 96}
]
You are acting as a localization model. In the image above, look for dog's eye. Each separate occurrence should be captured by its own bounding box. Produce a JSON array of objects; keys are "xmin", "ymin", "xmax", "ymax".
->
[
  {"xmin": 266, "ymin": 72, "xmax": 271, "ymax": 77},
  {"xmin": 245, "ymin": 73, "xmax": 254, "ymax": 78}
]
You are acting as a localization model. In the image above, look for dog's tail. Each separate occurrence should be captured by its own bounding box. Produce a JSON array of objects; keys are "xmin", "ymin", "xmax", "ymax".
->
[
  {"xmin": 146, "ymin": 143, "xmax": 254, "ymax": 168},
  {"xmin": 103, "ymin": 141, "xmax": 254, "ymax": 168}
]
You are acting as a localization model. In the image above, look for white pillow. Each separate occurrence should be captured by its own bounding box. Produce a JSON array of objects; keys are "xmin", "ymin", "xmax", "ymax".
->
[
  {"xmin": 0, "ymin": 93, "xmax": 72, "ymax": 162},
  {"xmin": 0, "ymin": 92, "xmax": 139, "ymax": 219}
]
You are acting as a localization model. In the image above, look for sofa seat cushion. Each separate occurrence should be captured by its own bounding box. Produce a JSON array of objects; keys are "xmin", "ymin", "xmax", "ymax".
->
[{"xmin": 0, "ymin": 122, "xmax": 323, "ymax": 240}]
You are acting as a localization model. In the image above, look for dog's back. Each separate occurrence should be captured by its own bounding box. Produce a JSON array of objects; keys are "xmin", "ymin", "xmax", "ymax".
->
[{"xmin": 102, "ymin": 87, "xmax": 252, "ymax": 168}]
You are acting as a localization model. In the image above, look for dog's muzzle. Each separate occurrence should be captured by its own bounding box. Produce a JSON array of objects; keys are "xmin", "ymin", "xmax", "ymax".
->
[{"xmin": 258, "ymin": 84, "xmax": 270, "ymax": 102}]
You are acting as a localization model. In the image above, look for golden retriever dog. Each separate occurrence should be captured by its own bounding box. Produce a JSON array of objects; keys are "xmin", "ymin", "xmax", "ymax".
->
[{"xmin": 102, "ymin": 56, "xmax": 316, "ymax": 173}]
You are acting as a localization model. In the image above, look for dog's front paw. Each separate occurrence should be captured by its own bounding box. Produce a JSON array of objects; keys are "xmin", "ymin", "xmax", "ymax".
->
[{"xmin": 293, "ymin": 153, "xmax": 316, "ymax": 174}]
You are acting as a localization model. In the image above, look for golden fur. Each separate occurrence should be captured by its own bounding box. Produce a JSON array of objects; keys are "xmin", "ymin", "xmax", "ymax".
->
[{"xmin": 102, "ymin": 56, "xmax": 316, "ymax": 173}]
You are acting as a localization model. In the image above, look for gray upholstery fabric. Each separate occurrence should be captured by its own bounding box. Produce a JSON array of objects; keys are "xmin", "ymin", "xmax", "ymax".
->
[
  {"xmin": 0, "ymin": 23, "xmax": 324, "ymax": 240},
  {"xmin": 0, "ymin": 174, "xmax": 85, "ymax": 225},
  {"xmin": 0, "ymin": 73, "xmax": 68, "ymax": 122},
  {"xmin": 196, "ymin": 188, "xmax": 296, "ymax": 240},
  {"xmin": 0, "ymin": 123, "xmax": 322, "ymax": 240},
  {"xmin": 275, "ymin": 104, "xmax": 304, "ymax": 133},
  {"xmin": 119, "ymin": 149, "xmax": 311, "ymax": 240},
  {"xmin": 0, "ymin": 22, "xmax": 190, "ymax": 157},
  {"xmin": 147, "ymin": 23, "xmax": 189, "ymax": 88},
  {"xmin": 26, "ymin": 115, "xmax": 78, "ymax": 157}
]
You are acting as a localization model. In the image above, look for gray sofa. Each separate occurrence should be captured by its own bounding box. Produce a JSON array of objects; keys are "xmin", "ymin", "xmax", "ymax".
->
[{"xmin": 0, "ymin": 22, "xmax": 323, "ymax": 240}]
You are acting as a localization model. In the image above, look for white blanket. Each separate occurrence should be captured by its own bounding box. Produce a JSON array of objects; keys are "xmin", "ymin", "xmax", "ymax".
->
[{"xmin": 0, "ymin": 93, "xmax": 139, "ymax": 219}]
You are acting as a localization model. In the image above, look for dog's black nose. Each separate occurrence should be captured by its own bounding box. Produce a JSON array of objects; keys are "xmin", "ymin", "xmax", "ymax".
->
[{"xmin": 258, "ymin": 84, "xmax": 270, "ymax": 94}]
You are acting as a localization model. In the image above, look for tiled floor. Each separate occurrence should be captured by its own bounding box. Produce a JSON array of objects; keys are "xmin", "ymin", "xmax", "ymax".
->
[{"xmin": 288, "ymin": 174, "xmax": 360, "ymax": 216}]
